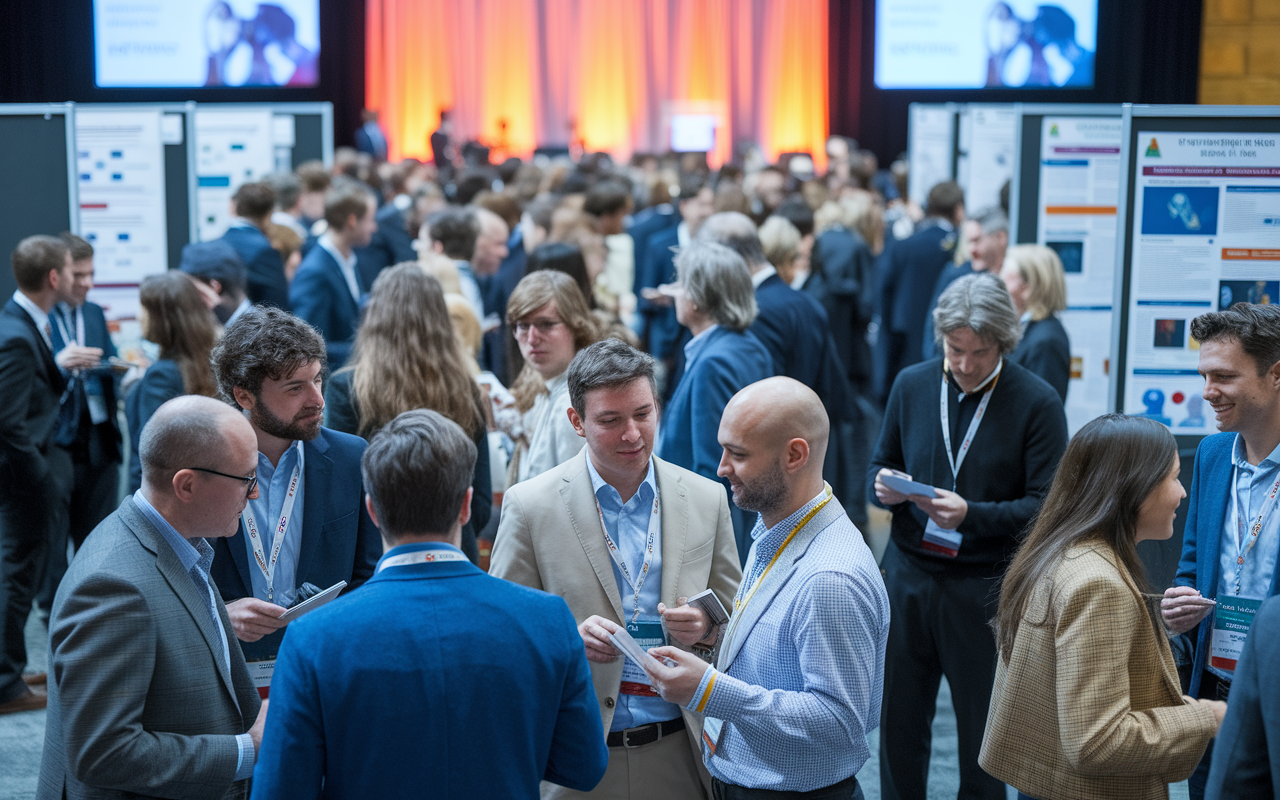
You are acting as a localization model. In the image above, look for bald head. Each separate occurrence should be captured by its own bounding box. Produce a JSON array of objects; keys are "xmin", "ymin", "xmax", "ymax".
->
[
  {"xmin": 697, "ymin": 212, "xmax": 768, "ymax": 271},
  {"xmin": 724, "ymin": 377, "xmax": 829, "ymax": 466},
  {"xmin": 140, "ymin": 396, "xmax": 255, "ymax": 491}
]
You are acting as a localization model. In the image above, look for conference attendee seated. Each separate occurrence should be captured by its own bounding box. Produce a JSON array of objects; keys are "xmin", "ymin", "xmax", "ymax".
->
[
  {"xmin": 250, "ymin": 409, "xmax": 608, "ymax": 798},
  {"xmin": 982, "ymin": 414, "xmax": 1223, "ymax": 800},
  {"xmin": 39, "ymin": 396, "xmax": 266, "ymax": 796},
  {"xmin": 177, "ymin": 239, "xmax": 252, "ymax": 325},
  {"xmin": 325, "ymin": 264, "xmax": 492, "ymax": 564},
  {"xmin": 491, "ymin": 339, "xmax": 741, "ymax": 800},
  {"xmin": 289, "ymin": 181, "xmax": 379, "ymax": 368},
  {"xmin": 209, "ymin": 307, "xmax": 380, "ymax": 665},
  {"xmin": 506, "ymin": 270, "xmax": 602, "ymax": 483},
  {"xmin": 870, "ymin": 272, "xmax": 1067, "ymax": 800},
  {"xmin": 657, "ymin": 240, "xmax": 773, "ymax": 561},
  {"xmin": 644, "ymin": 377, "xmax": 889, "ymax": 799},
  {"xmin": 1001, "ymin": 244, "xmax": 1071, "ymax": 402},
  {"xmin": 220, "ymin": 181, "xmax": 291, "ymax": 310},
  {"xmin": 125, "ymin": 272, "xmax": 220, "ymax": 494}
]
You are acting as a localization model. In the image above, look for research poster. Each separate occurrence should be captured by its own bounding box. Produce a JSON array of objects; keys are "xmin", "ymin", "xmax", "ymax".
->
[
  {"xmin": 1037, "ymin": 115, "xmax": 1122, "ymax": 433},
  {"xmin": 908, "ymin": 105, "xmax": 955, "ymax": 207},
  {"xmin": 1123, "ymin": 131, "xmax": 1280, "ymax": 434},
  {"xmin": 75, "ymin": 108, "xmax": 170, "ymax": 285},
  {"xmin": 195, "ymin": 109, "xmax": 275, "ymax": 241},
  {"xmin": 958, "ymin": 105, "xmax": 1017, "ymax": 213}
]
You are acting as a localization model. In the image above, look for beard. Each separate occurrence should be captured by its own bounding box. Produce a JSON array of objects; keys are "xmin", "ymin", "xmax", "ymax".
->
[
  {"xmin": 251, "ymin": 399, "xmax": 323, "ymax": 442},
  {"xmin": 731, "ymin": 458, "xmax": 788, "ymax": 519}
]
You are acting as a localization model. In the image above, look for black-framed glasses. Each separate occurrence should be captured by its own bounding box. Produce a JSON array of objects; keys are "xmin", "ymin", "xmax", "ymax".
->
[{"xmin": 187, "ymin": 467, "xmax": 258, "ymax": 498}]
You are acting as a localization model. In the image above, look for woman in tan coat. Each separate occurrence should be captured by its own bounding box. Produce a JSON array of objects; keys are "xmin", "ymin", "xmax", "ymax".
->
[{"xmin": 981, "ymin": 414, "xmax": 1225, "ymax": 800}]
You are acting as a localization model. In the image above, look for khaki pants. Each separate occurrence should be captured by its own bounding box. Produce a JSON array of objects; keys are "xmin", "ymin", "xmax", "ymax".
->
[{"xmin": 542, "ymin": 727, "xmax": 707, "ymax": 800}]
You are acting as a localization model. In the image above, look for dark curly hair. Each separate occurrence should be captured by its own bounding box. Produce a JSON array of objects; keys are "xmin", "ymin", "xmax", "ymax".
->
[{"xmin": 211, "ymin": 306, "xmax": 327, "ymax": 409}]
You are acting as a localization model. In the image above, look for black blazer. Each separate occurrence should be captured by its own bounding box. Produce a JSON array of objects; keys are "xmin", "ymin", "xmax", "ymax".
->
[
  {"xmin": 1009, "ymin": 315, "xmax": 1071, "ymax": 403},
  {"xmin": 884, "ymin": 222, "xmax": 958, "ymax": 380},
  {"xmin": 0, "ymin": 299, "xmax": 68, "ymax": 497},
  {"xmin": 50, "ymin": 302, "xmax": 122, "ymax": 468},
  {"xmin": 809, "ymin": 227, "xmax": 876, "ymax": 383},
  {"xmin": 354, "ymin": 200, "xmax": 417, "ymax": 291},
  {"xmin": 221, "ymin": 225, "xmax": 290, "ymax": 310},
  {"xmin": 125, "ymin": 359, "xmax": 184, "ymax": 494}
]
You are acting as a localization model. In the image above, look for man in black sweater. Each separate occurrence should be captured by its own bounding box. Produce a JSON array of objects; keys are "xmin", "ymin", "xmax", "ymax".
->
[{"xmin": 868, "ymin": 272, "xmax": 1067, "ymax": 800}]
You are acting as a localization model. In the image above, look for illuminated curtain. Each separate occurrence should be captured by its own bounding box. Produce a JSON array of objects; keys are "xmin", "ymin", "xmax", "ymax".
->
[{"xmin": 366, "ymin": 0, "xmax": 828, "ymax": 169}]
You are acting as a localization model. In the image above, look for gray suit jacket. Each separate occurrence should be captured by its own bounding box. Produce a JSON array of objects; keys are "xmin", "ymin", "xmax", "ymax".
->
[{"xmin": 38, "ymin": 497, "xmax": 261, "ymax": 800}]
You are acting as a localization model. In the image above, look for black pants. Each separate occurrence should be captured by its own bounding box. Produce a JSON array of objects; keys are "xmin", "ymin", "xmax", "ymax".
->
[
  {"xmin": 37, "ymin": 452, "xmax": 120, "ymax": 610},
  {"xmin": 712, "ymin": 774, "xmax": 862, "ymax": 799},
  {"xmin": 878, "ymin": 542, "xmax": 1006, "ymax": 800}
]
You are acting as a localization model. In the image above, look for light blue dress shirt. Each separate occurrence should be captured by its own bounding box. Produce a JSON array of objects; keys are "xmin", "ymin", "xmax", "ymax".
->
[
  {"xmin": 584, "ymin": 451, "xmax": 682, "ymax": 730},
  {"xmin": 682, "ymin": 323, "xmax": 720, "ymax": 365},
  {"xmin": 134, "ymin": 491, "xmax": 256, "ymax": 780},
  {"xmin": 1210, "ymin": 434, "xmax": 1280, "ymax": 680},
  {"xmin": 243, "ymin": 440, "xmax": 306, "ymax": 607}
]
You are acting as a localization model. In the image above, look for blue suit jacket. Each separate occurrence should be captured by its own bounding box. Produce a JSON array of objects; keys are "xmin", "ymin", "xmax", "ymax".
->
[
  {"xmin": 637, "ymin": 226, "xmax": 682, "ymax": 359},
  {"xmin": 1175, "ymin": 432, "xmax": 1280, "ymax": 696},
  {"xmin": 125, "ymin": 359, "xmax": 184, "ymax": 494},
  {"xmin": 884, "ymin": 222, "xmax": 957, "ymax": 379},
  {"xmin": 221, "ymin": 225, "xmax": 290, "ymax": 310},
  {"xmin": 290, "ymin": 245, "xmax": 362, "ymax": 368},
  {"xmin": 249, "ymin": 542, "xmax": 609, "ymax": 799},
  {"xmin": 752, "ymin": 274, "xmax": 850, "ymax": 424},
  {"xmin": 658, "ymin": 327, "xmax": 773, "ymax": 561},
  {"xmin": 354, "ymin": 200, "xmax": 417, "ymax": 292},
  {"xmin": 628, "ymin": 205, "xmax": 678, "ymax": 287},
  {"xmin": 50, "ymin": 302, "xmax": 122, "ymax": 467},
  {"xmin": 210, "ymin": 427, "xmax": 382, "ymax": 662}
]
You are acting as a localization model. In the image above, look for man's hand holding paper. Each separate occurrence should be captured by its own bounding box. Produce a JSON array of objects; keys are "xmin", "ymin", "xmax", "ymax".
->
[
  {"xmin": 226, "ymin": 597, "xmax": 289, "ymax": 642},
  {"xmin": 577, "ymin": 614, "xmax": 621, "ymax": 663}
]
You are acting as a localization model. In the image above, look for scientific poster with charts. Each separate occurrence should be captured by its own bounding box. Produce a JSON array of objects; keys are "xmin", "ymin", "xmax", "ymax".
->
[
  {"xmin": 1124, "ymin": 131, "xmax": 1280, "ymax": 434},
  {"xmin": 195, "ymin": 108, "xmax": 274, "ymax": 240},
  {"xmin": 907, "ymin": 105, "xmax": 955, "ymax": 207},
  {"xmin": 1037, "ymin": 115, "xmax": 1122, "ymax": 432},
  {"xmin": 75, "ymin": 108, "xmax": 169, "ymax": 284},
  {"xmin": 958, "ymin": 105, "xmax": 1017, "ymax": 213}
]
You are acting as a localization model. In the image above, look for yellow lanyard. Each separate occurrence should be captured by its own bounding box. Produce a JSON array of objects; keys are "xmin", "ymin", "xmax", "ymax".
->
[{"xmin": 732, "ymin": 488, "xmax": 833, "ymax": 616}]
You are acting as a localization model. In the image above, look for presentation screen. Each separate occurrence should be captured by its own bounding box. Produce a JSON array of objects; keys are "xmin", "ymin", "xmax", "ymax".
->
[
  {"xmin": 94, "ymin": 1, "xmax": 320, "ymax": 88},
  {"xmin": 875, "ymin": 0, "xmax": 1098, "ymax": 89}
]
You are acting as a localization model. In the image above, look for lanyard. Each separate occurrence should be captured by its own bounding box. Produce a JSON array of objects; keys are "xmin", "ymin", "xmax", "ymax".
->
[
  {"xmin": 595, "ymin": 487, "xmax": 660, "ymax": 624},
  {"xmin": 241, "ymin": 446, "xmax": 303, "ymax": 603},
  {"xmin": 730, "ymin": 487, "xmax": 833, "ymax": 623},
  {"xmin": 1229, "ymin": 464, "xmax": 1280, "ymax": 595},
  {"xmin": 53, "ymin": 306, "xmax": 84, "ymax": 350},
  {"xmin": 939, "ymin": 364, "xmax": 1000, "ymax": 490},
  {"xmin": 378, "ymin": 549, "xmax": 469, "ymax": 571}
]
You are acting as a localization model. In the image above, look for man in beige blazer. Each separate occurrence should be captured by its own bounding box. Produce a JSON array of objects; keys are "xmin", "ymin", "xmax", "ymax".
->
[{"xmin": 491, "ymin": 339, "xmax": 742, "ymax": 800}]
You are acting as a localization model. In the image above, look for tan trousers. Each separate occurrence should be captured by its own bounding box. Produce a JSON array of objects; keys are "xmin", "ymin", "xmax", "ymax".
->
[{"xmin": 541, "ymin": 727, "xmax": 708, "ymax": 800}]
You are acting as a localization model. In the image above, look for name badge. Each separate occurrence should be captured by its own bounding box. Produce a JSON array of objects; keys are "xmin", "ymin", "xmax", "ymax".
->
[
  {"xmin": 247, "ymin": 659, "xmax": 275, "ymax": 699},
  {"xmin": 921, "ymin": 519, "xmax": 962, "ymax": 558},
  {"xmin": 1210, "ymin": 595, "xmax": 1261, "ymax": 672},
  {"xmin": 619, "ymin": 619, "xmax": 665, "ymax": 696},
  {"xmin": 701, "ymin": 716, "xmax": 724, "ymax": 756}
]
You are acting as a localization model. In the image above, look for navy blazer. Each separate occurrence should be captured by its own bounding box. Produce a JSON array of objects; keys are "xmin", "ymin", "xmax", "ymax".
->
[
  {"xmin": 124, "ymin": 359, "xmax": 184, "ymax": 494},
  {"xmin": 810, "ymin": 227, "xmax": 875, "ymax": 383},
  {"xmin": 1175, "ymin": 432, "xmax": 1280, "ymax": 696},
  {"xmin": 752, "ymin": 274, "xmax": 851, "ymax": 426},
  {"xmin": 628, "ymin": 205, "xmax": 678, "ymax": 287},
  {"xmin": 221, "ymin": 225, "xmax": 290, "ymax": 310},
  {"xmin": 290, "ymin": 245, "xmax": 362, "ymax": 369},
  {"xmin": 636, "ymin": 226, "xmax": 683, "ymax": 359},
  {"xmin": 884, "ymin": 222, "xmax": 957, "ymax": 380},
  {"xmin": 1009, "ymin": 315, "xmax": 1071, "ymax": 403},
  {"xmin": 354, "ymin": 200, "xmax": 417, "ymax": 292},
  {"xmin": 658, "ymin": 326, "xmax": 773, "ymax": 562},
  {"xmin": 0, "ymin": 299, "xmax": 68, "ymax": 495},
  {"xmin": 50, "ymin": 302, "xmax": 122, "ymax": 468},
  {"xmin": 249, "ymin": 542, "xmax": 608, "ymax": 799}
]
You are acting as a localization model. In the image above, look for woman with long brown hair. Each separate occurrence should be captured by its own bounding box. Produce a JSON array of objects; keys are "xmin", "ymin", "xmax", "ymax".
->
[
  {"xmin": 981, "ymin": 414, "xmax": 1224, "ymax": 800},
  {"xmin": 324, "ymin": 263, "xmax": 491, "ymax": 563},
  {"xmin": 125, "ymin": 271, "xmax": 220, "ymax": 492}
]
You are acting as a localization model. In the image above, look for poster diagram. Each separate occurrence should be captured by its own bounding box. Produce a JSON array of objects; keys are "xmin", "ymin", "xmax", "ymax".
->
[
  {"xmin": 195, "ymin": 108, "xmax": 275, "ymax": 240},
  {"xmin": 959, "ymin": 105, "xmax": 1018, "ymax": 213},
  {"xmin": 908, "ymin": 105, "xmax": 955, "ymax": 207},
  {"xmin": 1124, "ymin": 130, "xmax": 1280, "ymax": 434}
]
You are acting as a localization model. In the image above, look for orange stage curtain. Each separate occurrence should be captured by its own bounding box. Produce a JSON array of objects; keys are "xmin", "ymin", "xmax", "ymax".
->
[{"xmin": 366, "ymin": 0, "xmax": 828, "ymax": 170}]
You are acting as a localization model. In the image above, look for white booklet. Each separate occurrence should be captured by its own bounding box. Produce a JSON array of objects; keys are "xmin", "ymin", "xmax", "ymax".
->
[
  {"xmin": 881, "ymin": 471, "xmax": 938, "ymax": 499},
  {"xmin": 277, "ymin": 581, "xmax": 346, "ymax": 623},
  {"xmin": 609, "ymin": 626, "xmax": 665, "ymax": 674}
]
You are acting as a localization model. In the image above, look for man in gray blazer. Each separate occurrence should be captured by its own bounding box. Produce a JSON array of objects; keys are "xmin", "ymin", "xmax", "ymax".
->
[{"xmin": 39, "ymin": 396, "xmax": 267, "ymax": 800}]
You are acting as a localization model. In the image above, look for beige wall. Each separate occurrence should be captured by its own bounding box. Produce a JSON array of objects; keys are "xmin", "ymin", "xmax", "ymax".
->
[{"xmin": 1200, "ymin": 0, "xmax": 1280, "ymax": 103}]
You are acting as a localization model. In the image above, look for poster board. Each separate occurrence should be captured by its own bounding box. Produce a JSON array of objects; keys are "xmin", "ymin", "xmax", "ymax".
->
[
  {"xmin": 956, "ymin": 104, "xmax": 1018, "ymax": 214},
  {"xmin": 0, "ymin": 105, "xmax": 77, "ymax": 301},
  {"xmin": 906, "ymin": 103, "xmax": 960, "ymax": 208}
]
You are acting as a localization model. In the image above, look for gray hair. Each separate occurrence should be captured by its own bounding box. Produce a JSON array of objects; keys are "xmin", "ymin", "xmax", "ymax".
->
[
  {"xmin": 696, "ymin": 211, "xmax": 768, "ymax": 268},
  {"xmin": 567, "ymin": 338, "xmax": 657, "ymax": 417},
  {"xmin": 933, "ymin": 272, "xmax": 1021, "ymax": 355},
  {"xmin": 972, "ymin": 206, "xmax": 1009, "ymax": 237},
  {"xmin": 361, "ymin": 409, "xmax": 477, "ymax": 540},
  {"xmin": 674, "ymin": 241, "xmax": 758, "ymax": 332},
  {"xmin": 139, "ymin": 396, "xmax": 240, "ymax": 490}
]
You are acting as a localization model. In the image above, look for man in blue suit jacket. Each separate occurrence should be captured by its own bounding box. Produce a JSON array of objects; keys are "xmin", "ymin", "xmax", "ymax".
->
[
  {"xmin": 635, "ymin": 180, "xmax": 714, "ymax": 362},
  {"xmin": 250, "ymin": 409, "xmax": 608, "ymax": 799},
  {"xmin": 289, "ymin": 183, "xmax": 379, "ymax": 368},
  {"xmin": 209, "ymin": 308, "xmax": 381, "ymax": 667},
  {"xmin": 220, "ymin": 181, "xmax": 291, "ymax": 310},
  {"xmin": 1164, "ymin": 303, "xmax": 1280, "ymax": 800}
]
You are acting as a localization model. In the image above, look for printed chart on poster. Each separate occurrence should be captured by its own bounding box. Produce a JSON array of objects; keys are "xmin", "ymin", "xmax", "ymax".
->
[
  {"xmin": 958, "ymin": 105, "xmax": 1018, "ymax": 213},
  {"xmin": 1036, "ymin": 114, "xmax": 1122, "ymax": 432},
  {"xmin": 75, "ymin": 108, "xmax": 170, "ymax": 285},
  {"xmin": 907, "ymin": 104, "xmax": 957, "ymax": 207},
  {"xmin": 195, "ymin": 108, "xmax": 276, "ymax": 240},
  {"xmin": 1120, "ymin": 115, "xmax": 1280, "ymax": 435}
]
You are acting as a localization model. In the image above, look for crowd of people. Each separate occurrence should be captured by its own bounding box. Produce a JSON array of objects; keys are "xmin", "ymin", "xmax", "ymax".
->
[{"xmin": 0, "ymin": 133, "xmax": 1275, "ymax": 800}]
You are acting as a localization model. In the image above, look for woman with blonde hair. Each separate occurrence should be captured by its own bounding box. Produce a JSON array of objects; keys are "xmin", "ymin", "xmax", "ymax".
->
[
  {"xmin": 125, "ymin": 271, "xmax": 220, "ymax": 492},
  {"xmin": 1001, "ymin": 244, "xmax": 1070, "ymax": 402},
  {"xmin": 324, "ymin": 263, "xmax": 491, "ymax": 562},
  {"xmin": 506, "ymin": 269, "xmax": 601, "ymax": 483},
  {"xmin": 759, "ymin": 215, "xmax": 803, "ymax": 287},
  {"xmin": 981, "ymin": 414, "xmax": 1223, "ymax": 800}
]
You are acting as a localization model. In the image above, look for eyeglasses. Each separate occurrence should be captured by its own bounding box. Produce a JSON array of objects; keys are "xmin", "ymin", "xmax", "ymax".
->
[
  {"xmin": 187, "ymin": 467, "xmax": 259, "ymax": 499},
  {"xmin": 514, "ymin": 318, "xmax": 565, "ymax": 336}
]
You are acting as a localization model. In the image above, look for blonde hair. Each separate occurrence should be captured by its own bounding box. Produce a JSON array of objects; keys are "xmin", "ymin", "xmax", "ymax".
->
[
  {"xmin": 1005, "ymin": 244, "xmax": 1068, "ymax": 321},
  {"xmin": 759, "ymin": 216, "xmax": 801, "ymax": 275},
  {"xmin": 445, "ymin": 292, "xmax": 483, "ymax": 376},
  {"xmin": 417, "ymin": 252, "xmax": 462, "ymax": 295}
]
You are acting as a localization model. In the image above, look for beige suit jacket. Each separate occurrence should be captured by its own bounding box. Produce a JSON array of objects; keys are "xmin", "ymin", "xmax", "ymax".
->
[
  {"xmin": 980, "ymin": 543, "xmax": 1218, "ymax": 800},
  {"xmin": 490, "ymin": 450, "xmax": 742, "ymax": 784}
]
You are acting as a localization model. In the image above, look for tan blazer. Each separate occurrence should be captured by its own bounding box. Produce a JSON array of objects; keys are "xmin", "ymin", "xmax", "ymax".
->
[
  {"xmin": 490, "ymin": 450, "xmax": 742, "ymax": 783},
  {"xmin": 980, "ymin": 543, "xmax": 1218, "ymax": 800}
]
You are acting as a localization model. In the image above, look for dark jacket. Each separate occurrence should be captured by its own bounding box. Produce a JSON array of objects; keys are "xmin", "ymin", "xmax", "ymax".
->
[
  {"xmin": 221, "ymin": 224, "xmax": 290, "ymax": 310},
  {"xmin": 50, "ymin": 302, "xmax": 122, "ymax": 468},
  {"xmin": 290, "ymin": 245, "xmax": 362, "ymax": 369},
  {"xmin": 809, "ymin": 227, "xmax": 876, "ymax": 384},
  {"xmin": 1009, "ymin": 315, "xmax": 1071, "ymax": 403},
  {"xmin": 883, "ymin": 221, "xmax": 958, "ymax": 384},
  {"xmin": 125, "ymin": 360, "xmax": 184, "ymax": 494},
  {"xmin": 636, "ymin": 225, "xmax": 682, "ymax": 359},
  {"xmin": 353, "ymin": 199, "xmax": 417, "ymax": 292}
]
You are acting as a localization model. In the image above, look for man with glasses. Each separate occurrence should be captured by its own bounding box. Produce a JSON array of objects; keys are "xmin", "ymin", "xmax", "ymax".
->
[
  {"xmin": 39, "ymin": 396, "xmax": 267, "ymax": 797},
  {"xmin": 208, "ymin": 307, "xmax": 380, "ymax": 670}
]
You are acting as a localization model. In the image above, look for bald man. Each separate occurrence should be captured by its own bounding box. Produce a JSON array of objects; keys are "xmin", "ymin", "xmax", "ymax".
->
[
  {"xmin": 644, "ymin": 377, "xmax": 889, "ymax": 799},
  {"xmin": 39, "ymin": 396, "xmax": 266, "ymax": 800}
]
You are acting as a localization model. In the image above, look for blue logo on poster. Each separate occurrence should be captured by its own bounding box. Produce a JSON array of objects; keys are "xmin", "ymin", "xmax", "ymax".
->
[{"xmin": 1141, "ymin": 187, "xmax": 1219, "ymax": 235}]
